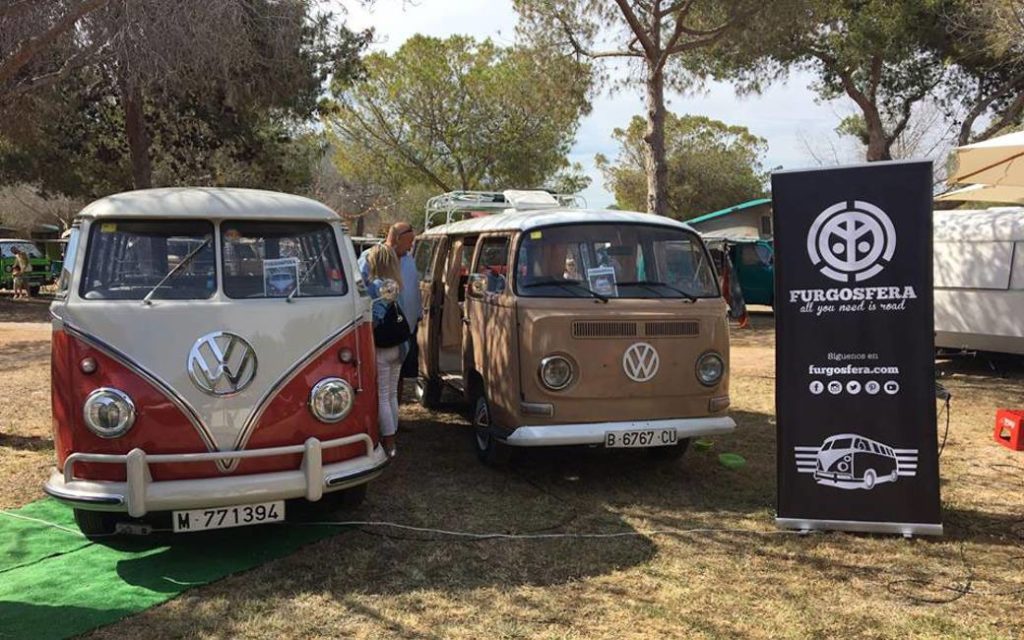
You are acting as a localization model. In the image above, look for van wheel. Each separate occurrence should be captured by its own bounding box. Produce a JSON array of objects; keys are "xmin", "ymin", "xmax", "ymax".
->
[
  {"xmin": 73, "ymin": 509, "xmax": 119, "ymax": 538},
  {"xmin": 648, "ymin": 438, "xmax": 691, "ymax": 460},
  {"xmin": 472, "ymin": 394, "xmax": 510, "ymax": 466},
  {"xmin": 417, "ymin": 377, "xmax": 442, "ymax": 409},
  {"xmin": 28, "ymin": 285, "xmax": 40, "ymax": 297},
  {"xmin": 863, "ymin": 469, "xmax": 877, "ymax": 490}
]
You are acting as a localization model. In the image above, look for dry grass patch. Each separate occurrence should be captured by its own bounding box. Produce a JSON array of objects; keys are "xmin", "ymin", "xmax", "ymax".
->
[{"xmin": 2, "ymin": 314, "xmax": 1022, "ymax": 638}]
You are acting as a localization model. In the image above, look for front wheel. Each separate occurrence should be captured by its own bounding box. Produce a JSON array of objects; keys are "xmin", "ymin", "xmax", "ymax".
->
[
  {"xmin": 647, "ymin": 438, "xmax": 691, "ymax": 460},
  {"xmin": 472, "ymin": 394, "xmax": 510, "ymax": 466},
  {"xmin": 863, "ymin": 469, "xmax": 877, "ymax": 490},
  {"xmin": 73, "ymin": 509, "xmax": 119, "ymax": 538}
]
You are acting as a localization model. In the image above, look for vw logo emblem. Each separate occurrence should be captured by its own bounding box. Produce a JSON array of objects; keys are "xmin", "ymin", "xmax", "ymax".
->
[
  {"xmin": 623, "ymin": 342, "xmax": 659, "ymax": 383},
  {"xmin": 808, "ymin": 200, "xmax": 896, "ymax": 283},
  {"xmin": 187, "ymin": 332, "xmax": 258, "ymax": 396}
]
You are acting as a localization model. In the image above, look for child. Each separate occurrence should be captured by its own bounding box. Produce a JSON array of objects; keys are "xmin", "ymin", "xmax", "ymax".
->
[{"xmin": 11, "ymin": 264, "xmax": 25, "ymax": 299}]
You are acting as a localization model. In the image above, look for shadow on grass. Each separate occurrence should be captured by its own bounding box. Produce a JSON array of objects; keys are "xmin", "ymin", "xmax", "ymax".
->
[
  {"xmin": 0, "ymin": 433, "xmax": 52, "ymax": 452},
  {"xmin": 0, "ymin": 601, "xmax": 135, "ymax": 640}
]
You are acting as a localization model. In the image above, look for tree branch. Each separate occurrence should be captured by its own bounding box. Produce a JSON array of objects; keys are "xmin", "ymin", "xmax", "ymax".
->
[{"xmin": 614, "ymin": 0, "xmax": 657, "ymax": 59}]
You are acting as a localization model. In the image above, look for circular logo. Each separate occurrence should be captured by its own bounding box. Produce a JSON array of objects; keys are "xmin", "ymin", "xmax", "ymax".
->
[
  {"xmin": 622, "ymin": 342, "xmax": 659, "ymax": 383},
  {"xmin": 807, "ymin": 201, "xmax": 896, "ymax": 283},
  {"xmin": 827, "ymin": 381, "xmax": 843, "ymax": 395},
  {"xmin": 187, "ymin": 332, "xmax": 258, "ymax": 396},
  {"xmin": 846, "ymin": 380, "xmax": 862, "ymax": 395},
  {"xmin": 884, "ymin": 380, "xmax": 900, "ymax": 395},
  {"xmin": 809, "ymin": 380, "xmax": 824, "ymax": 395},
  {"xmin": 865, "ymin": 380, "xmax": 881, "ymax": 395}
]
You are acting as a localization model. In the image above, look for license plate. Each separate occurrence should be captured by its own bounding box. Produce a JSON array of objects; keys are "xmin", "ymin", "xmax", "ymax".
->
[
  {"xmin": 172, "ymin": 500, "xmax": 284, "ymax": 533},
  {"xmin": 605, "ymin": 428, "xmax": 678, "ymax": 448}
]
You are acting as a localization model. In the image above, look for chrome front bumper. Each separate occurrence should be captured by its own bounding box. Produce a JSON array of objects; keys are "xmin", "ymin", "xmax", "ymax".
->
[
  {"xmin": 44, "ymin": 434, "xmax": 388, "ymax": 517},
  {"xmin": 504, "ymin": 416, "xmax": 736, "ymax": 447}
]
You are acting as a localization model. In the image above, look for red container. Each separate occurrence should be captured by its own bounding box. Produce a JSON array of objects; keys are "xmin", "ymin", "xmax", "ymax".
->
[{"xmin": 994, "ymin": 409, "xmax": 1024, "ymax": 451}]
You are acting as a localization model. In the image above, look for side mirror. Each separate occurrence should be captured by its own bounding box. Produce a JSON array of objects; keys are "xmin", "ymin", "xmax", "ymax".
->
[{"xmin": 467, "ymin": 273, "xmax": 487, "ymax": 298}]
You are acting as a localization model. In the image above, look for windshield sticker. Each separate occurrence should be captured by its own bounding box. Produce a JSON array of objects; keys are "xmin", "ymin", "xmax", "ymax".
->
[
  {"xmin": 530, "ymin": 231, "xmax": 543, "ymax": 240},
  {"xmin": 263, "ymin": 257, "xmax": 300, "ymax": 298},
  {"xmin": 100, "ymin": 223, "xmax": 117, "ymax": 233},
  {"xmin": 586, "ymin": 266, "xmax": 618, "ymax": 297}
]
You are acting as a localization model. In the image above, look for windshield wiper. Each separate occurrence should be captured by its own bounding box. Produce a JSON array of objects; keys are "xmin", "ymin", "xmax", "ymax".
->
[
  {"xmin": 617, "ymin": 280, "xmax": 698, "ymax": 302},
  {"xmin": 141, "ymin": 237, "xmax": 211, "ymax": 306},
  {"xmin": 521, "ymin": 277, "xmax": 609, "ymax": 303}
]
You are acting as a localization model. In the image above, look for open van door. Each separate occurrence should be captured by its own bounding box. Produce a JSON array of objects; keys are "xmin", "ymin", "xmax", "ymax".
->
[{"xmin": 414, "ymin": 236, "xmax": 446, "ymax": 407}]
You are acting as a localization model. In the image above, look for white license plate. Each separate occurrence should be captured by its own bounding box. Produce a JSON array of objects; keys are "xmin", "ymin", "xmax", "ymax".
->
[
  {"xmin": 605, "ymin": 428, "xmax": 678, "ymax": 448},
  {"xmin": 172, "ymin": 500, "xmax": 285, "ymax": 533}
]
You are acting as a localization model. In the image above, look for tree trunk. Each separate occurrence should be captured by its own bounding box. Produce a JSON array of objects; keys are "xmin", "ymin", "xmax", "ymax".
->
[
  {"xmin": 643, "ymin": 65, "xmax": 669, "ymax": 216},
  {"xmin": 120, "ymin": 80, "xmax": 152, "ymax": 189},
  {"xmin": 863, "ymin": 109, "xmax": 892, "ymax": 162}
]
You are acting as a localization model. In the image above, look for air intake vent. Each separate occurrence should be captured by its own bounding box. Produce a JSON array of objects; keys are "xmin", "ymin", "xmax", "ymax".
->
[
  {"xmin": 572, "ymin": 321, "xmax": 638, "ymax": 339},
  {"xmin": 644, "ymin": 321, "xmax": 700, "ymax": 337}
]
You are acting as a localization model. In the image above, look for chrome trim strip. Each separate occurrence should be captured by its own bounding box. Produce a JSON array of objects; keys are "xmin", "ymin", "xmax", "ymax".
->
[
  {"xmin": 43, "ymin": 484, "xmax": 125, "ymax": 507},
  {"xmin": 776, "ymin": 518, "xmax": 943, "ymax": 537},
  {"xmin": 228, "ymin": 320, "xmax": 359, "ymax": 470},
  {"xmin": 60, "ymin": 321, "xmax": 226, "ymax": 469}
]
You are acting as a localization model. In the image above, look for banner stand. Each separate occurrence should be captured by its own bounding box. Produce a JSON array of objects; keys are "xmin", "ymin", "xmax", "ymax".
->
[{"xmin": 772, "ymin": 161, "xmax": 942, "ymax": 537}]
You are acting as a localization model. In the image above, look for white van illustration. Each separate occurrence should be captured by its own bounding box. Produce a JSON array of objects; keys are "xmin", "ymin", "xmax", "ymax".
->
[{"xmin": 794, "ymin": 434, "xmax": 918, "ymax": 490}]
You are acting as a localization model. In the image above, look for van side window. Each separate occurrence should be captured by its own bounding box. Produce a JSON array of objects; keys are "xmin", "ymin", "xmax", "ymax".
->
[
  {"xmin": 475, "ymin": 237, "xmax": 510, "ymax": 294},
  {"xmin": 414, "ymin": 238, "xmax": 438, "ymax": 282},
  {"xmin": 1013, "ymin": 242, "xmax": 1024, "ymax": 290}
]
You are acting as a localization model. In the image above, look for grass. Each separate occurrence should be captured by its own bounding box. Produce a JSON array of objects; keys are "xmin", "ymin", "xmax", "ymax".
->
[{"xmin": 1, "ymin": 311, "xmax": 1023, "ymax": 639}]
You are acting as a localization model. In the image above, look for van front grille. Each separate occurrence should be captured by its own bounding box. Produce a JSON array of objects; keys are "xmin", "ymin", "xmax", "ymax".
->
[
  {"xmin": 572, "ymin": 321, "xmax": 638, "ymax": 339},
  {"xmin": 644, "ymin": 320, "xmax": 700, "ymax": 337}
]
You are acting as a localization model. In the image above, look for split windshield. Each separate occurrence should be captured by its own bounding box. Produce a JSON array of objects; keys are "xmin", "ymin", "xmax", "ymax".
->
[{"xmin": 515, "ymin": 223, "xmax": 719, "ymax": 299}]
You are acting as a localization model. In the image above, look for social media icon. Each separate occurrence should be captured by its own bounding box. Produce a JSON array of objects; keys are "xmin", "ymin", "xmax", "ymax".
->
[
  {"xmin": 809, "ymin": 380, "xmax": 824, "ymax": 395},
  {"xmin": 846, "ymin": 380, "xmax": 862, "ymax": 395},
  {"xmin": 884, "ymin": 380, "xmax": 900, "ymax": 395},
  {"xmin": 827, "ymin": 381, "xmax": 843, "ymax": 395},
  {"xmin": 865, "ymin": 380, "xmax": 881, "ymax": 395}
]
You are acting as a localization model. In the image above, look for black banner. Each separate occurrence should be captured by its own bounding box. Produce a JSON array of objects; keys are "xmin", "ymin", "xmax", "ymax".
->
[{"xmin": 772, "ymin": 161, "xmax": 942, "ymax": 536}]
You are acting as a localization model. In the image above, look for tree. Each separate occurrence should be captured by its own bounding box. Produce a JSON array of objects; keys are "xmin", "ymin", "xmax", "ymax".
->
[
  {"xmin": 514, "ymin": 0, "xmax": 762, "ymax": 216},
  {"xmin": 1, "ymin": 1, "xmax": 369, "ymax": 192},
  {"xmin": 325, "ymin": 35, "xmax": 592, "ymax": 197},
  {"xmin": 596, "ymin": 113, "xmax": 767, "ymax": 219},
  {"xmin": 716, "ymin": 0, "xmax": 948, "ymax": 162}
]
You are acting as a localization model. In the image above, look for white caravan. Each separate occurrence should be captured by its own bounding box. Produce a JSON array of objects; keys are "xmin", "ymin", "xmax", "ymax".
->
[{"xmin": 934, "ymin": 207, "xmax": 1024, "ymax": 355}]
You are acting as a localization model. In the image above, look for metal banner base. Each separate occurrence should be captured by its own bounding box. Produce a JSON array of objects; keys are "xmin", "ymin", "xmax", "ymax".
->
[{"xmin": 777, "ymin": 518, "xmax": 943, "ymax": 537}]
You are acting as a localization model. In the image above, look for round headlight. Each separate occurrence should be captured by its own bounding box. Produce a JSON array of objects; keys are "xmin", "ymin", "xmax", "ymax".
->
[
  {"xmin": 309, "ymin": 377, "xmax": 355, "ymax": 423},
  {"xmin": 83, "ymin": 388, "xmax": 136, "ymax": 438},
  {"xmin": 696, "ymin": 352, "xmax": 725, "ymax": 386},
  {"xmin": 539, "ymin": 356, "xmax": 574, "ymax": 391}
]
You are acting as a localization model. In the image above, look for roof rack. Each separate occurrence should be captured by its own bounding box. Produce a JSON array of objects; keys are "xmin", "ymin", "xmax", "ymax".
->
[{"xmin": 424, "ymin": 190, "xmax": 586, "ymax": 230}]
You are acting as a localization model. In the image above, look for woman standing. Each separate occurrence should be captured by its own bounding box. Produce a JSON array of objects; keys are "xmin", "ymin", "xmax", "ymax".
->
[{"xmin": 364, "ymin": 244, "xmax": 410, "ymax": 458}]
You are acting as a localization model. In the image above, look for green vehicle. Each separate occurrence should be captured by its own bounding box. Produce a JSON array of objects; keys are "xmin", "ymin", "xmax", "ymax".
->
[
  {"xmin": 706, "ymin": 237, "xmax": 775, "ymax": 307},
  {"xmin": 1, "ymin": 239, "xmax": 53, "ymax": 295}
]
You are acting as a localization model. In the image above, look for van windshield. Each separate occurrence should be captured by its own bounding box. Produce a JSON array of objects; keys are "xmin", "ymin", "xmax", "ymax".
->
[
  {"xmin": 1, "ymin": 242, "xmax": 43, "ymax": 258},
  {"xmin": 221, "ymin": 221, "xmax": 347, "ymax": 299},
  {"xmin": 515, "ymin": 223, "xmax": 719, "ymax": 299},
  {"xmin": 79, "ymin": 220, "xmax": 216, "ymax": 300}
]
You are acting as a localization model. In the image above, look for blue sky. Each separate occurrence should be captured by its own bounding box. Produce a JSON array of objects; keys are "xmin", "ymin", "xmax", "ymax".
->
[{"xmin": 341, "ymin": 0, "xmax": 856, "ymax": 211}]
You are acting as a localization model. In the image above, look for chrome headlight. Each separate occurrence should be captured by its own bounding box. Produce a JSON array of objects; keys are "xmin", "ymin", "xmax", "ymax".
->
[
  {"xmin": 83, "ymin": 388, "xmax": 136, "ymax": 438},
  {"xmin": 696, "ymin": 352, "xmax": 725, "ymax": 386},
  {"xmin": 539, "ymin": 355, "xmax": 574, "ymax": 391},
  {"xmin": 309, "ymin": 377, "xmax": 355, "ymax": 423}
]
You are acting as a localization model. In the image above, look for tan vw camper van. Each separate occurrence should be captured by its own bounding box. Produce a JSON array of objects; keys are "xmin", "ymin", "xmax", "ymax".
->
[{"xmin": 414, "ymin": 191, "xmax": 735, "ymax": 464}]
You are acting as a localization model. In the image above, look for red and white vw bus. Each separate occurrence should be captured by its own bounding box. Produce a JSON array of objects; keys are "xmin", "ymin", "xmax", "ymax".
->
[{"xmin": 46, "ymin": 188, "xmax": 386, "ymax": 536}]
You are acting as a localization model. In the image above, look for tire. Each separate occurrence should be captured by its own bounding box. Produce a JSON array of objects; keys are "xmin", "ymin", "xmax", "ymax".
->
[
  {"xmin": 863, "ymin": 469, "xmax": 877, "ymax": 490},
  {"xmin": 73, "ymin": 509, "xmax": 119, "ymax": 538},
  {"xmin": 472, "ymin": 394, "xmax": 510, "ymax": 466},
  {"xmin": 647, "ymin": 437, "xmax": 692, "ymax": 460},
  {"xmin": 28, "ymin": 285, "xmax": 40, "ymax": 297},
  {"xmin": 416, "ymin": 376, "xmax": 442, "ymax": 409}
]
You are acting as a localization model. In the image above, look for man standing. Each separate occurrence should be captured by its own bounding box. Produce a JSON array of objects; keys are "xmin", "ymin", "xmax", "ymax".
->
[{"xmin": 359, "ymin": 222, "xmax": 422, "ymax": 399}]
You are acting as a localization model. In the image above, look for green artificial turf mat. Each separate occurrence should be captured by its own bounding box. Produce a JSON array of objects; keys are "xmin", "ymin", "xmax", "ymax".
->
[{"xmin": 0, "ymin": 499, "xmax": 345, "ymax": 640}]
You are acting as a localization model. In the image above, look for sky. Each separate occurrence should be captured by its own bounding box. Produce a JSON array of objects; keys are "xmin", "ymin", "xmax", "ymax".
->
[{"xmin": 340, "ymin": 0, "xmax": 857, "ymax": 211}]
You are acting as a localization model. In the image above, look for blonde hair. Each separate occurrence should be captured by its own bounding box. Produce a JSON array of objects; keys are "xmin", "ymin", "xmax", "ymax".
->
[{"xmin": 365, "ymin": 243, "xmax": 402, "ymax": 286}]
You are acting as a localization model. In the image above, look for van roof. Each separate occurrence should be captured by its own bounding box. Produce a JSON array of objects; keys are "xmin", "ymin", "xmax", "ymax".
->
[
  {"xmin": 76, "ymin": 188, "xmax": 339, "ymax": 222},
  {"xmin": 420, "ymin": 208, "xmax": 695, "ymax": 236},
  {"xmin": 934, "ymin": 207, "xmax": 1024, "ymax": 242}
]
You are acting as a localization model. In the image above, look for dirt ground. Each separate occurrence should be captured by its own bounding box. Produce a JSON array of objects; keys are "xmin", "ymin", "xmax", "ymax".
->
[{"xmin": 2, "ymin": 311, "xmax": 1023, "ymax": 639}]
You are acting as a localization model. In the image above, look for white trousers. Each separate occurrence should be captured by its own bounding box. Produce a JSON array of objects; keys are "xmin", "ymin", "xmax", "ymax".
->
[{"xmin": 375, "ymin": 345, "xmax": 402, "ymax": 437}]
